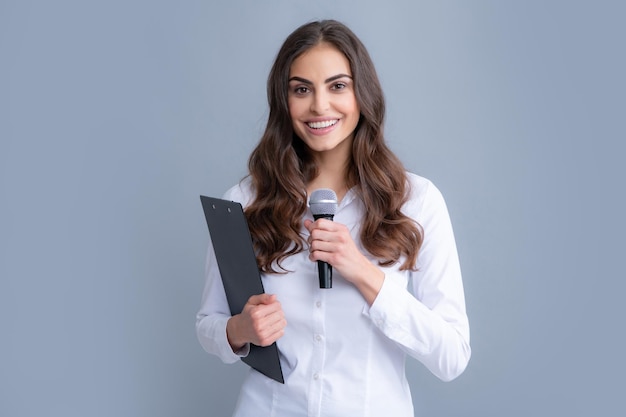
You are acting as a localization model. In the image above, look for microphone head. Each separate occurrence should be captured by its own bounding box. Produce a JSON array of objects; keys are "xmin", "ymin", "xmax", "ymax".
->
[{"xmin": 309, "ymin": 188, "xmax": 338, "ymax": 217}]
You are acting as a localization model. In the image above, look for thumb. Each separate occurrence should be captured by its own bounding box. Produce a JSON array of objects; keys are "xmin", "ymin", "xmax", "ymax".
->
[{"xmin": 248, "ymin": 293, "xmax": 276, "ymax": 306}]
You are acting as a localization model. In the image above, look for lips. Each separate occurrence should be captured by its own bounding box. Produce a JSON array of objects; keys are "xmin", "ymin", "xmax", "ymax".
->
[{"xmin": 306, "ymin": 119, "xmax": 339, "ymax": 129}]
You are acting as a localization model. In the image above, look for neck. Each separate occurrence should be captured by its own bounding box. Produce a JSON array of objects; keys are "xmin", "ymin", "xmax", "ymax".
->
[
  {"xmin": 306, "ymin": 134, "xmax": 354, "ymax": 202},
  {"xmin": 307, "ymin": 157, "xmax": 351, "ymax": 202}
]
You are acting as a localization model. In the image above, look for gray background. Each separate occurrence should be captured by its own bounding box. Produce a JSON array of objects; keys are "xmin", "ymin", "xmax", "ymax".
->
[{"xmin": 1, "ymin": 0, "xmax": 624, "ymax": 416}]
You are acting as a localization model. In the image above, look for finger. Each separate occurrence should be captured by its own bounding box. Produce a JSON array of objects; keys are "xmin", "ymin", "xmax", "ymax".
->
[
  {"xmin": 249, "ymin": 302, "xmax": 282, "ymax": 324},
  {"xmin": 312, "ymin": 218, "xmax": 338, "ymax": 233},
  {"xmin": 309, "ymin": 248, "xmax": 334, "ymax": 264},
  {"xmin": 305, "ymin": 217, "xmax": 334, "ymax": 233},
  {"xmin": 309, "ymin": 227, "xmax": 335, "ymax": 244},
  {"xmin": 309, "ymin": 237, "xmax": 335, "ymax": 254},
  {"xmin": 247, "ymin": 293, "xmax": 276, "ymax": 306},
  {"xmin": 266, "ymin": 308, "xmax": 286, "ymax": 328},
  {"xmin": 256, "ymin": 317, "xmax": 287, "ymax": 346},
  {"xmin": 256, "ymin": 327, "xmax": 285, "ymax": 347},
  {"xmin": 250, "ymin": 309, "xmax": 286, "ymax": 344}
]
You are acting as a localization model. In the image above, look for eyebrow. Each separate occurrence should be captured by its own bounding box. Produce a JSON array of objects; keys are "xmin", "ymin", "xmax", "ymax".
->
[{"xmin": 288, "ymin": 74, "xmax": 353, "ymax": 84}]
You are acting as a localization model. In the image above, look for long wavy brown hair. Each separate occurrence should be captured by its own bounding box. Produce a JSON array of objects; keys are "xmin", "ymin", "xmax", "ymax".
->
[{"xmin": 245, "ymin": 20, "xmax": 423, "ymax": 273}]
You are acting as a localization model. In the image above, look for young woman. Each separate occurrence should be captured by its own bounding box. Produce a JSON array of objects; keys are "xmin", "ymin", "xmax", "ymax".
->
[{"xmin": 197, "ymin": 19, "xmax": 470, "ymax": 417}]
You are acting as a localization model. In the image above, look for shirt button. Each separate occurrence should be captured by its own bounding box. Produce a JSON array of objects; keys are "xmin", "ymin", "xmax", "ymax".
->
[
  {"xmin": 313, "ymin": 373, "xmax": 320, "ymax": 380},
  {"xmin": 315, "ymin": 334, "xmax": 322, "ymax": 342},
  {"xmin": 315, "ymin": 301, "xmax": 322, "ymax": 308}
]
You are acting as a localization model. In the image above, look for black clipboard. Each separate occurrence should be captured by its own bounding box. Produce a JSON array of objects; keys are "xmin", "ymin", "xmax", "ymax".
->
[{"xmin": 200, "ymin": 195, "xmax": 284, "ymax": 384}]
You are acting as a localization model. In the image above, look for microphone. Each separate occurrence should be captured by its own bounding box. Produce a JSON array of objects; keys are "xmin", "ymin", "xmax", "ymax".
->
[{"xmin": 309, "ymin": 188, "xmax": 338, "ymax": 289}]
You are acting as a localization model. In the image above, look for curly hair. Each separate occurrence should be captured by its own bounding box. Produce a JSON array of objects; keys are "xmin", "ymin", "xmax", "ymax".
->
[{"xmin": 245, "ymin": 20, "xmax": 422, "ymax": 273}]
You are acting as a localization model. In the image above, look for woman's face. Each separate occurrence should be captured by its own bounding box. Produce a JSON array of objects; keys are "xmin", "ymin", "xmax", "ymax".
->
[{"xmin": 288, "ymin": 43, "xmax": 360, "ymax": 161}]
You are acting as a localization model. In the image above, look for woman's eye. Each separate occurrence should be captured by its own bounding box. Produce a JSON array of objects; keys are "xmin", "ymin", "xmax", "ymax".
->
[
  {"xmin": 331, "ymin": 82, "xmax": 347, "ymax": 90},
  {"xmin": 294, "ymin": 86, "xmax": 309, "ymax": 95}
]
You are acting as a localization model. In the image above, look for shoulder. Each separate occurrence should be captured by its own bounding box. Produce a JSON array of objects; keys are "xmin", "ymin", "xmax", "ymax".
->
[
  {"xmin": 405, "ymin": 172, "xmax": 432, "ymax": 193},
  {"xmin": 222, "ymin": 176, "xmax": 255, "ymax": 208},
  {"xmin": 405, "ymin": 172, "xmax": 439, "ymax": 202},
  {"xmin": 403, "ymin": 172, "xmax": 448, "ymax": 220}
]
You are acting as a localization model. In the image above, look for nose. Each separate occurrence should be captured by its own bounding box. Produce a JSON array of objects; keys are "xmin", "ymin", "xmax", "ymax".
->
[{"xmin": 310, "ymin": 90, "xmax": 330, "ymax": 114}]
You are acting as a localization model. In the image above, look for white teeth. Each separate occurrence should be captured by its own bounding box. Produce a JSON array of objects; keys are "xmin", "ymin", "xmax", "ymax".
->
[{"xmin": 307, "ymin": 119, "xmax": 338, "ymax": 129}]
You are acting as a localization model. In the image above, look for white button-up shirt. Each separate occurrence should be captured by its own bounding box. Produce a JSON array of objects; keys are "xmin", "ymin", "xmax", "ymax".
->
[{"xmin": 196, "ymin": 173, "xmax": 470, "ymax": 417}]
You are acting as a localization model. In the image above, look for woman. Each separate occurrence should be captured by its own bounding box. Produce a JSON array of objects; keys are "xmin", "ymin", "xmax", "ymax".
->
[{"xmin": 197, "ymin": 19, "xmax": 470, "ymax": 417}]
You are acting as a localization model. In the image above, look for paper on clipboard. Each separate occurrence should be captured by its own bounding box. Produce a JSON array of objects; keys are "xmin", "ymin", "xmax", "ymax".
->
[{"xmin": 200, "ymin": 195, "xmax": 284, "ymax": 384}]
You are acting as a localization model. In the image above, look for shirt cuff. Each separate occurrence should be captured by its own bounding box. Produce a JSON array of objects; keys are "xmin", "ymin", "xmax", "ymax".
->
[
  {"xmin": 234, "ymin": 343, "xmax": 251, "ymax": 357},
  {"xmin": 362, "ymin": 275, "xmax": 397, "ymax": 329},
  {"xmin": 361, "ymin": 276, "xmax": 431, "ymax": 356}
]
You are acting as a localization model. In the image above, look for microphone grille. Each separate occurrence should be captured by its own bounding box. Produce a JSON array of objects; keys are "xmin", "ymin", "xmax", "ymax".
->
[{"xmin": 309, "ymin": 188, "xmax": 338, "ymax": 216}]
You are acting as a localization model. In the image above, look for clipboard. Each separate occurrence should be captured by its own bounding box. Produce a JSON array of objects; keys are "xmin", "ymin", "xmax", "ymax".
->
[{"xmin": 200, "ymin": 195, "xmax": 284, "ymax": 384}]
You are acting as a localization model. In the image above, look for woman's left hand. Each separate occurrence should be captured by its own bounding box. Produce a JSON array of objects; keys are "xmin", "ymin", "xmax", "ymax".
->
[{"xmin": 304, "ymin": 218, "xmax": 385, "ymax": 304}]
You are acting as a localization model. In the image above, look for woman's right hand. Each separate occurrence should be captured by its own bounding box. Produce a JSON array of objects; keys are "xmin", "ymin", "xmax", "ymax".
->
[{"xmin": 226, "ymin": 293, "xmax": 286, "ymax": 351}]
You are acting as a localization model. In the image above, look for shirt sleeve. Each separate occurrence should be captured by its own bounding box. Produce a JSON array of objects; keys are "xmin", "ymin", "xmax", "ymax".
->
[{"xmin": 363, "ymin": 179, "xmax": 471, "ymax": 381}]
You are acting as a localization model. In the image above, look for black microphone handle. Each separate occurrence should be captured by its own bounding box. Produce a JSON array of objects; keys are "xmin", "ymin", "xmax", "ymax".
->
[
  {"xmin": 313, "ymin": 213, "xmax": 334, "ymax": 288},
  {"xmin": 317, "ymin": 260, "xmax": 332, "ymax": 289}
]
